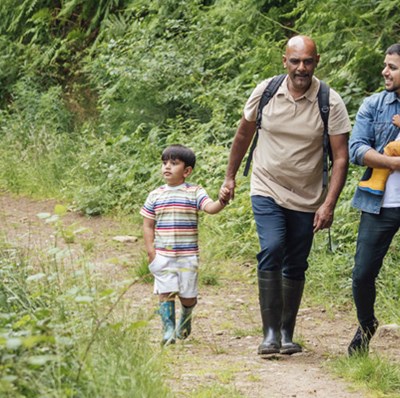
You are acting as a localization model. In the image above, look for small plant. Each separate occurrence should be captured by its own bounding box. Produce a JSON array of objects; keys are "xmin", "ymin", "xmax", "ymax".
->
[
  {"xmin": 80, "ymin": 239, "xmax": 95, "ymax": 253},
  {"xmin": 133, "ymin": 252, "xmax": 153, "ymax": 284},
  {"xmin": 199, "ymin": 264, "xmax": 220, "ymax": 286},
  {"xmin": 37, "ymin": 204, "xmax": 88, "ymax": 245}
]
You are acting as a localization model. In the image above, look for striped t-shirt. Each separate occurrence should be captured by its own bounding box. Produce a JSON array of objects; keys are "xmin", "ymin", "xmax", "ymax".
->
[{"xmin": 140, "ymin": 183, "xmax": 213, "ymax": 257}]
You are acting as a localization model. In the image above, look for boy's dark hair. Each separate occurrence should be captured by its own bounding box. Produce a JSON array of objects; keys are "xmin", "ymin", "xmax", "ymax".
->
[
  {"xmin": 161, "ymin": 144, "xmax": 196, "ymax": 169},
  {"xmin": 386, "ymin": 43, "xmax": 400, "ymax": 56}
]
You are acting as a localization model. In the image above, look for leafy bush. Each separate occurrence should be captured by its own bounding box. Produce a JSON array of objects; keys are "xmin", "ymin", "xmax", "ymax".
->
[{"xmin": 0, "ymin": 243, "xmax": 171, "ymax": 397}]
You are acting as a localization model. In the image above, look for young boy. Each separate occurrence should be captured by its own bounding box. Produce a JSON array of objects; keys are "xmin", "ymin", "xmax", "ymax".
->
[{"xmin": 140, "ymin": 144, "xmax": 229, "ymax": 345}]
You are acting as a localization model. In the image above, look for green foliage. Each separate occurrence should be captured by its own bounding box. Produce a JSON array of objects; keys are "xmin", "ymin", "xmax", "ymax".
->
[
  {"xmin": 0, "ymin": 0, "xmax": 128, "ymax": 87},
  {"xmin": 290, "ymin": 0, "xmax": 400, "ymax": 115},
  {"xmin": 85, "ymin": 0, "xmax": 293, "ymax": 135},
  {"xmin": 0, "ymin": 243, "xmax": 171, "ymax": 397},
  {"xmin": 0, "ymin": 0, "xmax": 400, "ymax": 323},
  {"xmin": 134, "ymin": 253, "xmax": 154, "ymax": 283},
  {"xmin": 3, "ymin": 0, "xmax": 398, "ymax": 216},
  {"xmin": 3, "ymin": 0, "xmax": 397, "ymax": 218},
  {"xmin": 331, "ymin": 355, "xmax": 400, "ymax": 397},
  {"xmin": 1, "ymin": 1, "xmax": 400, "ymax": 317},
  {"xmin": 2, "ymin": 3, "xmax": 400, "ymax": 393}
]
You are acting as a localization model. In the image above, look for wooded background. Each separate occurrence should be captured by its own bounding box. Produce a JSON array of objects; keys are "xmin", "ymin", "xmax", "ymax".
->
[
  {"xmin": 0, "ymin": 0, "xmax": 399, "ymax": 251},
  {"xmin": 1, "ymin": 3, "xmax": 400, "ymax": 396}
]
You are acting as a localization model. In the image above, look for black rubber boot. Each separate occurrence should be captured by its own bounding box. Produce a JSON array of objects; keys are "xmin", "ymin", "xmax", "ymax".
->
[
  {"xmin": 280, "ymin": 277, "xmax": 304, "ymax": 355},
  {"xmin": 348, "ymin": 318, "xmax": 379, "ymax": 356},
  {"xmin": 257, "ymin": 270, "xmax": 282, "ymax": 355}
]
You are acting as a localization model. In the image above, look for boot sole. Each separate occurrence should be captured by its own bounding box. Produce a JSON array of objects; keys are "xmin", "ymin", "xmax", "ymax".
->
[
  {"xmin": 258, "ymin": 346, "xmax": 281, "ymax": 355},
  {"xmin": 280, "ymin": 341, "xmax": 302, "ymax": 355},
  {"xmin": 280, "ymin": 346, "xmax": 302, "ymax": 355},
  {"xmin": 161, "ymin": 338, "xmax": 176, "ymax": 346}
]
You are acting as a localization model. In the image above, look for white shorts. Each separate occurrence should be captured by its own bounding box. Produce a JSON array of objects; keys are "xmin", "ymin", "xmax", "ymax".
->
[{"xmin": 149, "ymin": 254, "xmax": 199, "ymax": 298}]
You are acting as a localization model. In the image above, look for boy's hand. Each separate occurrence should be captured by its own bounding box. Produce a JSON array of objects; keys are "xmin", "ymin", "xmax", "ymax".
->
[
  {"xmin": 219, "ymin": 186, "xmax": 231, "ymax": 206},
  {"xmin": 221, "ymin": 177, "xmax": 235, "ymax": 202},
  {"xmin": 147, "ymin": 250, "xmax": 156, "ymax": 264}
]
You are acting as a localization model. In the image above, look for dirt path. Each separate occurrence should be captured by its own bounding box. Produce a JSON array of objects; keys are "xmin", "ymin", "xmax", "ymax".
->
[{"xmin": 1, "ymin": 193, "xmax": 399, "ymax": 398}]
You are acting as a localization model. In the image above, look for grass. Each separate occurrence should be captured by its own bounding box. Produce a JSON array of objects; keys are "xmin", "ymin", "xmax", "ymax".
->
[
  {"xmin": 0, "ymin": 238, "xmax": 172, "ymax": 397},
  {"xmin": 133, "ymin": 252, "xmax": 154, "ymax": 284},
  {"xmin": 330, "ymin": 354, "xmax": 400, "ymax": 398},
  {"xmin": 82, "ymin": 324, "xmax": 173, "ymax": 397},
  {"xmin": 191, "ymin": 384, "xmax": 245, "ymax": 398},
  {"xmin": 199, "ymin": 263, "xmax": 220, "ymax": 286}
]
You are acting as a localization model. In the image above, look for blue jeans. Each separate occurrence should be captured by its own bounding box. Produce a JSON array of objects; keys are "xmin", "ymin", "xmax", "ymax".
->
[
  {"xmin": 251, "ymin": 196, "xmax": 315, "ymax": 281},
  {"xmin": 353, "ymin": 208, "xmax": 400, "ymax": 326}
]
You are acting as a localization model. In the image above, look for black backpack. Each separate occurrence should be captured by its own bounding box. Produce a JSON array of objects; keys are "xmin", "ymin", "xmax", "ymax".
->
[{"xmin": 243, "ymin": 74, "xmax": 331, "ymax": 188}]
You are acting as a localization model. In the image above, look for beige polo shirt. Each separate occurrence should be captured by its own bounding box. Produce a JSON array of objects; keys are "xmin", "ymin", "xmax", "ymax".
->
[{"xmin": 244, "ymin": 75, "xmax": 351, "ymax": 212}]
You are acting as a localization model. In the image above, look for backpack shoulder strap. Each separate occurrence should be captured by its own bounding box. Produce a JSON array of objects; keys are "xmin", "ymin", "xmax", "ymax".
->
[
  {"xmin": 317, "ymin": 80, "xmax": 331, "ymax": 188},
  {"xmin": 318, "ymin": 80, "xmax": 330, "ymax": 129},
  {"xmin": 243, "ymin": 74, "xmax": 286, "ymax": 176},
  {"xmin": 255, "ymin": 73, "xmax": 287, "ymax": 130}
]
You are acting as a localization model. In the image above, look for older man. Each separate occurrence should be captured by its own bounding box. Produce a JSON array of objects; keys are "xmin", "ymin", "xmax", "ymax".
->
[{"xmin": 221, "ymin": 35, "xmax": 350, "ymax": 355}]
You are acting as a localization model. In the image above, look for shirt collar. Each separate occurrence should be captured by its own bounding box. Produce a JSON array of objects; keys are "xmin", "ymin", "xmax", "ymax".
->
[
  {"xmin": 385, "ymin": 90, "xmax": 400, "ymax": 104},
  {"xmin": 280, "ymin": 75, "xmax": 320, "ymax": 102},
  {"xmin": 164, "ymin": 182, "xmax": 187, "ymax": 190}
]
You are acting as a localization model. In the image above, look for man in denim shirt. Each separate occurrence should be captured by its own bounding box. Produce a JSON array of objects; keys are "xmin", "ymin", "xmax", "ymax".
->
[{"xmin": 348, "ymin": 43, "xmax": 400, "ymax": 355}]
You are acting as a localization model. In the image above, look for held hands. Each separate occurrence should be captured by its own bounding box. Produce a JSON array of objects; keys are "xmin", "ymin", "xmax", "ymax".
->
[
  {"xmin": 219, "ymin": 186, "xmax": 231, "ymax": 206},
  {"xmin": 219, "ymin": 177, "xmax": 236, "ymax": 205}
]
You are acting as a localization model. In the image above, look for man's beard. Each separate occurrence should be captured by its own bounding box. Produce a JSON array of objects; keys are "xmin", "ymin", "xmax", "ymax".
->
[{"xmin": 385, "ymin": 82, "xmax": 400, "ymax": 92}]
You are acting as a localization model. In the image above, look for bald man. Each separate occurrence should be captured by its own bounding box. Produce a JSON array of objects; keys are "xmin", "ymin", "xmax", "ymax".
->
[{"xmin": 221, "ymin": 36, "xmax": 350, "ymax": 355}]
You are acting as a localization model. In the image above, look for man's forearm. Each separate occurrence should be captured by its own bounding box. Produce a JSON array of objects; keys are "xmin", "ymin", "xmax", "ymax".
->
[
  {"xmin": 225, "ymin": 117, "xmax": 257, "ymax": 179},
  {"xmin": 363, "ymin": 148, "xmax": 400, "ymax": 171},
  {"xmin": 324, "ymin": 158, "xmax": 348, "ymax": 209}
]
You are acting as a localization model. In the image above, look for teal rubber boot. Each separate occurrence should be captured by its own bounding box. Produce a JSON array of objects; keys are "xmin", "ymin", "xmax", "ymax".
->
[
  {"xmin": 177, "ymin": 304, "xmax": 195, "ymax": 340},
  {"xmin": 159, "ymin": 301, "xmax": 176, "ymax": 345},
  {"xmin": 280, "ymin": 277, "xmax": 304, "ymax": 355}
]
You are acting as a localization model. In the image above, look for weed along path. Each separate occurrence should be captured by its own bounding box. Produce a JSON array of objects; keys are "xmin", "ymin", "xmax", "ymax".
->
[{"xmin": 1, "ymin": 193, "xmax": 398, "ymax": 397}]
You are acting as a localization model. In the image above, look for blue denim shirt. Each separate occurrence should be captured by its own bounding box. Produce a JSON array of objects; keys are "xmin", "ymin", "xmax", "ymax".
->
[{"xmin": 349, "ymin": 90, "xmax": 400, "ymax": 214}]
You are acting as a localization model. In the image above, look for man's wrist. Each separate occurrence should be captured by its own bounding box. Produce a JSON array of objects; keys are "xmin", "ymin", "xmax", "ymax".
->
[{"xmin": 225, "ymin": 172, "xmax": 236, "ymax": 181}]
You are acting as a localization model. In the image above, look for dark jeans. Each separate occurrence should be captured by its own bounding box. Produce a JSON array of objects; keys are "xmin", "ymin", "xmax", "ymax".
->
[
  {"xmin": 353, "ymin": 208, "xmax": 400, "ymax": 326},
  {"xmin": 251, "ymin": 195, "xmax": 315, "ymax": 281}
]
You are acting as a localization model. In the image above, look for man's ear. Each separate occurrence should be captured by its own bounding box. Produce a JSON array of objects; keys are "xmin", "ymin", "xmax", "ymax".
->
[
  {"xmin": 282, "ymin": 54, "xmax": 287, "ymax": 69},
  {"xmin": 184, "ymin": 166, "xmax": 193, "ymax": 178}
]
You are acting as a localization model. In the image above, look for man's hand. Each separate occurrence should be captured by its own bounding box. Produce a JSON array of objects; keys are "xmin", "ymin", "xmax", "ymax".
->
[
  {"xmin": 220, "ymin": 177, "xmax": 236, "ymax": 203},
  {"xmin": 313, "ymin": 203, "xmax": 334, "ymax": 233},
  {"xmin": 219, "ymin": 186, "xmax": 231, "ymax": 206}
]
